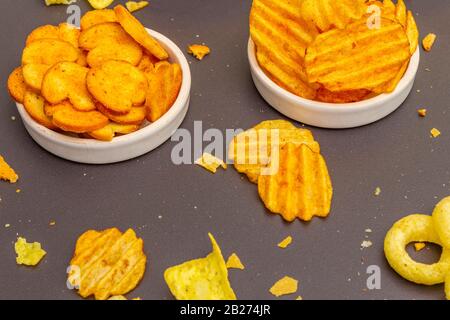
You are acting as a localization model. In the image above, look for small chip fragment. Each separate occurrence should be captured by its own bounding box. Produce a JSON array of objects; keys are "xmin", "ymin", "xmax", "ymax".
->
[
  {"xmin": 374, "ymin": 187, "xmax": 381, "ymax": 196},
  {"xmin": 226, "ymin": 253, "xmax": 245, "ymax": 270},
  {"xmin": 188, "ymin": 44, "xmax": 211, "ymax": 61},
  {"xmin": 431, "ymin": 128, "xmax": 441, "ymax": 138},
  {"xmin": 0, "ymin": 155, "xmax": 19, "ymax": 183},
  {"xmin": 49, "ymin": 221, "xmax": 56, "ymax": 226},
  {"xmin": 45, "ymin": 0, "xmax": 76, "ymax": 5},
  {"xmin": 278, "ymin": 236, "xmax": 293, "ymax": 249},
  {"xmin": 417, "ymin": 109, "xmax": 427, "ymax": 117},
  {"xmin": 414, "ymin": 242, "xmax": 426, "ymax": 251},
  {"xmin": 269, "ymin": 276, "xmax": 298, "ymax": 297},
  {"xmin": 296, "ymin": 296, "xmax": 303, "ymax": 300},
  {"xmin": 361, "ymin": 240, "xmax": 373, "ymax": 249},
  {"xmin": 108, "ymin": 295, "xmax": 128, "ymax": 300},
  {"xmin": 195, "ymin": 153, "xmax": 227, "ymax": 174},
  {"xmin": 422, "ymin": 33, "xmax": 437, "ymax": 52},
  {"xmin": 126, "ymin": 1, "xmax": 149, "ymax": 13},
  {"xmin": 15, "ymin": 237, "xmax": 47, "ymax": 266}
]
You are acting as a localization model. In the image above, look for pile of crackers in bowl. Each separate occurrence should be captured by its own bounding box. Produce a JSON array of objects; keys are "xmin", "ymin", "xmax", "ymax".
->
[
  {"xmin": 7, "ymin": 5, "xmax": 182, "ymax": 141},
  {"xmin": 249, "ymin": 0, "xmax": 419, "ymax": 103}
]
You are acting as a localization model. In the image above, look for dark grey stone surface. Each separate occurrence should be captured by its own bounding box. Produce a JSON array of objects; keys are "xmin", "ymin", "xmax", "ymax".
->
[{"xmin": 0, "ymin": 0, "xmax": 449, "ymax": 300}]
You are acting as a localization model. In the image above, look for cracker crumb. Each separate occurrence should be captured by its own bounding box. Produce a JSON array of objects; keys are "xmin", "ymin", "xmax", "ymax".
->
[
  {"xmin": 11, "ymin": 116, "xmax": 16, "ymax": 121},
  {"xmin": 361, "ymin": 240, "xmax": 373, "ymax": 249},
  {"xmin": 49, "ymin": 221, "xmax": 56, "ymax": 226},
  {"xmin": 295, "ymin": 296, "xmax": 303, "ymax": 300},
  {"xmin": 365, "ymin": 229, "xmax": 372, "ymax": 233},
  {"xmin": 278, "ymin": 236, "xmax": 293, "ymax": 249},
  {"xmin": 422, "ymin": 33, "xmax": 437, "ymax": 52},
  {"xmin": 414, "ymin": 242, "xmax": 426, "ymax": 251},
  {"xmin": 0, "ymin": 156, "xmax": 19, "ymax": 183},
  {"xmin": 5, "ymin": 224, "xmax": 11, "ymax": 228},
  {"xmin": 16, "ymin": 189, "xmax": 21, "ymax": 193},
  {"xmin": 374, "ymin": 187, "xmax": 381, "ymax": 196},
  {"xmin": 431, "ymin": 128, "xmax": 441, "ymax": 138},
  {"xmin": 188, "ymin": 44, "xmax": 211, "ymax": 61},
  {"xmin": 417, "ymin": 109, "xmax": 427, "ymax": 117},
  {"xmin": 195, "ymin": 153, "xmax": 227, "ymax": 173},
  {"xmin": 269, "ymin": 276, "xmax": 298, "ymax": 297}
]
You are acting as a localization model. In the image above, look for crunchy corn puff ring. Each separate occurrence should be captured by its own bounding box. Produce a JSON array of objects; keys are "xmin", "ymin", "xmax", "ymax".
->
[
  {"xmin": 384, "ymin": 214, "xmax": 450, "ymax": 285},
  {"xmin": 432, "ymin": 196, "xmax": 450, "ymax": 249}
]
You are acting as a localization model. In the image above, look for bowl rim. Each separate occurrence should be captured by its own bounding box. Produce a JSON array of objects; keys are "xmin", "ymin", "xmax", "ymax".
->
[
  {"xmin": 17, "ymin": 28, "xmax": 191, "ymax": 149},
  {"xmin": 248, "ymin": 37, "xmax": 420, "ymax": 113}
]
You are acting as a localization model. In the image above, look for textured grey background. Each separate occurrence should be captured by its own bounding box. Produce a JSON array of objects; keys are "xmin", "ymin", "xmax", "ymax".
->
[{"xmin": 0, "ymin": 0, "xmax": 449, "ymax": 300}]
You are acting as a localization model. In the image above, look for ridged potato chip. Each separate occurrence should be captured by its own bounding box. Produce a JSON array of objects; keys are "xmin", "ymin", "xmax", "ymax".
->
[
  {"xmin": 316, "ymin": 88, "xmax": 372, "ymax": 103},
  {"xmin": 405, "ymin": 10, "xmax": 419, "ymax": 54},
  {"xmin": 432, "ymin": 197, "xmax": 450, "ymax": 249},
  {"xmin": 0, "ymin": 155, "xmax": 19, "ymax": 184},
  {"xmin": 68, "ymin": 228, "xmax": 147, "ymax": 300},
  {"xmin": 300, "ymin": 0, "xmax": 366, "ymax": 32},
  {"xmin": 145, "ymin": 62, "xmax": 182, "ymax": 122},
  {"xmin": 87, "ymin": 60, "xmax": 148, "ymax": 114},
  {"xmin": 23, "ymin": 91, "xmax": 56, "ymax": 129},
  {"xmin": 97, "ymin": 104, "xmax": 146, "ymax": 125},
  {"xmin": 395, "ymin": 0, "xmax": 407, "ymax": 28},
  {"xmin": 384, "ymin": 214, "xmax": 450, "ymax": 285},
  {"xmin": 229, "ymin": 120, "xmax": 320, "ymax": 184},
  {"xmin": 22, "ymin": 64, "xmax": 50, "ymax": 92},
  {"xmin": 250, "ymin": 0, "xmax": 318, "ymax": 99},
  {"xmin": 164, "ymin": 233, "xmax": 237, "ymax": 300},
  {"xmin": 258, "ymin": 143, "xmax": 333, "ymax": 222},
  {"xmin": 22, "ymin": 39, "xmax": 79, "ymax": 66},
  {"xmin": 52, "ymin": 104, "xmax": 108, "ymax": 133},
  {"xmin": 88, "ymin": 122, "xmax": 140, "ymax": 141},
  {"xmin": 7, "ymin": 67, "xmax": 27, "ymax": 104},
  {"xmin": 138, "ymin": 54, "xmax": 158, "ymax": 73},
  {"xmin": 42, "ymin": 62, "xmax": 95, "ymax": 112},
  {"xmin": 81, "ymin": 9, "xmax": 118, "ymax": 30},
  {"xmin": 305, "ymin": 17, "xmax": 411, "ymax": 93},
  {"xmin": 114, "ymin": 5, "xmax": 169, "ymax": 60}
]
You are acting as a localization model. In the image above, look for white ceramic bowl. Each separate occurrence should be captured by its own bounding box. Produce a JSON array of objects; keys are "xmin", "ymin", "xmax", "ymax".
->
[
  {"xmin": 16, "ymin": 29, "xmax": 191, "ymax": 164},
  {"xmin": 248, "ymin": 38, "xmax": 420, "ymax": 129}
]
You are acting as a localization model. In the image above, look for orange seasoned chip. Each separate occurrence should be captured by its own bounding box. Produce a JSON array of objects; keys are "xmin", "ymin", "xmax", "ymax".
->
[
  {"xmin": 68, "ymin": 228, "xmax": 147, "ymax": 300},
  {"xmin": 316, "ymin": 88, "xmax": 372, "ymax": 103},
  {"xmin": 81, "ymin": 9, "xmax": 118, "ymax": 30},
  {"xmin": 88, "ymin": 122, "xmax": 140, "ymax": 141},
  {"xmin": 188, "ymin": 44, "xmax": 210, "ymax": 61},
  {"xmin": 0, "ymin": 155, "xmax": 19, "ymax": 184},
  {"xmin": 145, "ymin": 62, "xmax": 182, "ymax": 122},
  {"xmin": 22, "ymin": 64, "xmax": 51, "ymax": 92},
  {"xmin": 269, "ymin": 276, "xmax": 298, "ymax": 297},
  {"xmin": 23, "ymin": 91, "xmax": 57, "ymax": 129},
  {"xmin": 226, "ymin": 253, "xmax": 245, "ymax": 270},
  {"xmin": 22, "ymin": 39, "xmax": 79, "ymax": 66},
  {"xmin": 7, "ymin": 67, "xmax": 28, "ymax": 104},
  {"xmin": 258, "ymin": 143, "xmax": 333, "ymax": 222},
  {"xmin": 97, "ymin": 104, "xmax": 146, "ymax": 125},
  {"xmin": 52, "ymin": 104, "xmax": 109, "ymax": 133}
]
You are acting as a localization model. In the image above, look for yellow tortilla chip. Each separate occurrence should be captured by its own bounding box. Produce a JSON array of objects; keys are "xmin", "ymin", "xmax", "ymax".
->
[
  {"xmin": 126, "ymin": 1, "xmax": 149, "ymax": 13},
  {"xmin": 278, "ymin": 236, "xmax": 293, "ymax": 249},
  {"xmin": 195, "ymin": 153, "xmax": 227, "ymax": 174},
  {"xmin": 164, "ymin": 233, "xmax": 237, "ymax": 300},
  {"xmin": 269, "ymin": 276, "xmax": 298, "ymax": 297},
  {"xmin": 0, "ymin": 155, "xmax": 19, "ymax": 183},
  {"xmin": 15, "ymin": 237, "xmax": 47, "ymax": 266},
  {"xmin": 188, "ymin": 45, "xmax": 211, "ymax": 61},
  {"xmin": 226, "ymin": 253, "xmax": 245, "ymax": 270}
]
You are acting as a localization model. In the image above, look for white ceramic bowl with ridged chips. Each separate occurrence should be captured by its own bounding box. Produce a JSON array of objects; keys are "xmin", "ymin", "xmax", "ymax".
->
[
  {"xmin": 248, "ymin": 38, "xmax": 420, "ymax": 129},
  {"xmin": 16, "ymin": 29, "xmax": 191, "ymax": 164}
]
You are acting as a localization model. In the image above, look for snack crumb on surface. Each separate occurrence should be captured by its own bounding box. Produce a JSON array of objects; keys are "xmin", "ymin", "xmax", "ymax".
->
[
  {"xmin": 188, "ymin": 44, "xmax": 211, "ymax": 61},
  {"xmin": 0, "ymin": 155, "xmax": 19, "ymax": 183},
  {"xmin": 374, "ymin": 187, "xmax": 381, "ymax": 196},
  {"xmin": 278, "ymin": 236, "xmax": 293, "ymax": 249},
  {"xmin": 422, "ymin": 33, "xmax": 437, "ymax": 52},
  {"xmin": 418, "ymin": 109, "xmax": 427, "ymax": 117},
  {"xmin": 431, "ymin": 128, "xmax": 441, "ymax": 138},
  {"xmin": 226, "ymin": 253, "xmax": 245, "ymax": 270},
  {"xmin": 269, "ymin": 276, "xmax": 298, "ymax": 297},
  {"xmin": 195, "ymin": 153, "xmax": 227, "ymax": 173},
  {"xmin": 125, "ymin": 1, "xmax": 149, "ymax": 13},
  {"xmin": 414, "ymin": 242, "xmax": 426, "ymax": 251},
  {"xmin": 361, "ymin": 240, "xmax": 373, "ymax": 249}
]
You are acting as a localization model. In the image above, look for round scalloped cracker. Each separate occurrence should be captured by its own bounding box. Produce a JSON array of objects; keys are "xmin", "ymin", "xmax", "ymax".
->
[
  {"xmin": 432, "ymin": 197, "xmax": 450, "ymax": 249},
  {"xmin": 79, "ymin": 22, "xmax": 136, "ymax": 51},
  {"xmin": 68, "ymin": 228, "xmax": 146, "ymax": 300},
  {"xmin": 88, "ymin": 122, "xmax": 140, "ymax": 141},
  {"xmin": 384, "ymin": 214, "xmax": 450, "ymax": 285},
  {"xmin": 138, "ymin": 54, "xmax": 158, "ymax": 73},
  {"xmin": 23, "ymin": 91, "xmax": 56, "ymax": 129},
  {"xmin": 7, "ymin": 67, "xmax": 28, "ymax": 104},
  {"xmin": 97, "ymin": 103, "xmax": 146, "ymax": 125},
  {"xmin": 58, "ymin": 23, "xmax": 81, "ymax": 48},
  {"xmin": 114, "ymin": 5, "xmax": 169, "ymax": 60},
  {"xmin": 26, "ymin": 25, "xmax": 59, "ymax": 45},
  {"xmin": 42, "ymin": 62, "xmax": 95, "ymax": 112},
  {"xmin": 22, "ymin": 39, "xmax": 79, "ymax": 66},
  {"xmin": 81, "ymin": 9, "xmax": 118, "ymax": 30},
  {"xmin": 87, "ymin": 60, "xmax": 148, "ymax": 114},
  {"xmin": 86, "ymin": 39, "xmax": 143, "ymax": 67},
  {"xmin": 44, "ymin": 101, "xmax": 73, "ymax": 118},
  {"xmin": 22, "ymin": 64, "xmax": 51, "ymax": 92},
  {"xmin": 52, "ymin": 104, "xmax": 108, "ymax": 133}
]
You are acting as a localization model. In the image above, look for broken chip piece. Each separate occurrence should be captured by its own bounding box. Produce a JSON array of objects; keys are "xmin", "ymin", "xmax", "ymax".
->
[
  {"xmin": 431, "ymin": 128, "xmax": 441, "ymax": 138},
  {"xmin": 68, "ymin": 228, "xmax": 147, "ymax": 300},
  {"xmin": 414, "ymin": 242, "xmax": 426, "ymax": 251},
  {"xmin": 269, "ymin": 276, "xmax": 298, "ymax": 297},
  {"xmin": 278, "ymin": 236, "xmax": 293, "ymax": 249},
  {"xmin": 15, "ymin": 237, "xmax": 47, "ymax": 266},
  {"xmin": 226, "ymin": 253, "xmax": 245, "ymax": 270},
  {"xmin": 188, "ymin": 44, "xmax": 211, "ymax": 61},
  {"xmin": 417, "ymin": 109, "xmax": 427, "ymax": 117},
  {"xmin": 126, "ymin": 1, "xmax": 149, "ymax": 13},
  {"xmin": 164, "ymin": 233, "xmax": 237, "ymax": 300},
  {"xmin": 195, "ymin": 153, "xmax": 227, "ymax": 174},
  {"xmin": 422, "ymin": 33, "xmax": 437, "ymax": 52},
  {"xmin": 0, "ymin": 155, "xmax": 19, "ymax": 183}
]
